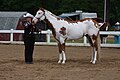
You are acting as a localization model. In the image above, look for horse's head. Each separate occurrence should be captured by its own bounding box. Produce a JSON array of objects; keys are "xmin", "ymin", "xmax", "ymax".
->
[{"xmin": 32, "ymin": 8, "xmax": 46, "ymax": 24}]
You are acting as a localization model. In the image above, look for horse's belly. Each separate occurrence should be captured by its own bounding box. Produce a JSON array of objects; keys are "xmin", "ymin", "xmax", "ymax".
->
[
  {"xmin": 67, "ymin": 31, "xmax": 83, "ymax": 39},
  {"xmin": 68, "ymin": 36, "xmax": 83, "ymax": 40},
  {"xmin": 67, "ymin": 26, "xmax": 84, "ymax": 39}
]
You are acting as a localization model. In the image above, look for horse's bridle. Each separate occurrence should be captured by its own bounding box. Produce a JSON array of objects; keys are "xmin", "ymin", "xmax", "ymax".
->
[{"xmin": 34, "ymin": 10, "xmax": 45, "ymax": 21}]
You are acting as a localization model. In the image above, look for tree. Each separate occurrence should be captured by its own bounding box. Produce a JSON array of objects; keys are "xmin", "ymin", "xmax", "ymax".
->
[{"xmin": 0, "ymin": 0, "xmax": 119, "ymax": 26}]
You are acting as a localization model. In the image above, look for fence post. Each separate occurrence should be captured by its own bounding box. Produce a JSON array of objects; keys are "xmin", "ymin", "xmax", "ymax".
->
[
  {"xmin": 47, "ymin": 29, "xmax": 51, "ymax": 44},
  {"xmin": 10, "ymin": 29, "xmax": 13, "ymax": 43},
  {"xmin": 83, "ymin": 36, "xmax": 87, "ymax": 45}
]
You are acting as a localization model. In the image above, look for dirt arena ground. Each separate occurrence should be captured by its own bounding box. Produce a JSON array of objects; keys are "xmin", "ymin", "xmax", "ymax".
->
[{"xmin": 0, "ymin": 44, "xmax": 120, "ymax": 80}]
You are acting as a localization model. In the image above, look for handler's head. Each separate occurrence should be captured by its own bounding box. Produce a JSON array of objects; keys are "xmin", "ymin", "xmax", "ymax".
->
[{"xmin": 22, "ymin": 13, "xmax": 34, "ymax": 22}]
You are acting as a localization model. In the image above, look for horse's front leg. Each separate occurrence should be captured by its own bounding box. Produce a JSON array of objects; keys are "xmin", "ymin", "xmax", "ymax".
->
[
  {"xmin": 91, "ymin": 38, "xmax": 99, "ymax": 64},
  {"xmin": 57, "ymin": 42, "xmax": 63, "ymax": 64},
  {"xmin": 61, "ymin": 43, "xmax": 66, "ymax": 64},
  {"xmin": 57, "ymin": 42, "xmax": 66, "ymax": 64}
]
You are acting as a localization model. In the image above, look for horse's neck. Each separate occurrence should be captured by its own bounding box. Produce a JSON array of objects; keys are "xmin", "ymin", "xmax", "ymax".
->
[
  {"xmin": 45, "ymin": 11, "xmax": 58, "ymax": 22},
  {"xmin": 44, "ymin": 13, "xmax": 58, "ymax": 38},
  {"xmin": 45, "ymin": 11, "xmax": 64, "ymax": 31},
  {"xmin": 45, "ymin": 18, "xmax": 53, "ymax": 28}
]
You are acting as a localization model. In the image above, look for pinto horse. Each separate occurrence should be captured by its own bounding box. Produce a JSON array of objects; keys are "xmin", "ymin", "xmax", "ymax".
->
[{"xmin": 33, "ymin": 8, "xmax": 101, "ymax": 64}]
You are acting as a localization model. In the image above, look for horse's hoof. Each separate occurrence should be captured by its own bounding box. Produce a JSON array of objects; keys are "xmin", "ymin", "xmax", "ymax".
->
[
  {"xmin": 61, "ymin": 61, "xmax": 66, "ymax": 64},
  {"xmin": 90, "ymin": 60, "xmax": 93, "ymax": 63},
  {"xmin": 92, "ymin": 61, "xmax": 96, "ymax": 64},
  {"xmin": 58, "ymin": 61, "xmax": 61, "ymax": 64},
  {"xmin": 61, "ymin": 62, "xmax": 65, "ymax": 64}
]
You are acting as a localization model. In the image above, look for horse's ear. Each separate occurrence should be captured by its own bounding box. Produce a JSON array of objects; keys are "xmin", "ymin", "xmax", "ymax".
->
[
  {"xmin": 39, "ymin": 7, "xmax": 44, "ymax": 10},
  {"xmin": 39, "ymin": 7, "xmax": 45, "ymax": 12}
]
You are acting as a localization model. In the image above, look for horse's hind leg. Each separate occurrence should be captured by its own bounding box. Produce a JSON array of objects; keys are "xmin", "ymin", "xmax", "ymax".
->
[
  {"xmin": 92, "ymin": 47, "xmax": 97, "ymax": 64},
  {"xmin": 86, "ymin": 34, "xmax": 99, "ymax": 64},
  {"xmin": 90, "ymin": 48, "xmax": 95, "ymax": 63},
  {"xmin": 85, "ymin": 34, "xmax": 95, "ymax": 63}
]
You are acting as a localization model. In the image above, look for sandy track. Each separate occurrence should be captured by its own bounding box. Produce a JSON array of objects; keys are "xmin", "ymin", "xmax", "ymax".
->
[{"xmin": 0, "ymin": 45, "xmax": 120, "ymax": 80}]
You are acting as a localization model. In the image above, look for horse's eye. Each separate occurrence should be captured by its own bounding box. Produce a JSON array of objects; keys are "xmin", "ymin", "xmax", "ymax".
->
[{"xmin": 38, "ymin": 13, "xmax": 41, "ymax": 14}]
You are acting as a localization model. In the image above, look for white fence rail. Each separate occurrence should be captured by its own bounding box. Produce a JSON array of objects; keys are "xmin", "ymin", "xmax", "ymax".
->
[{"xmin": 0, "ymin": 29, "xmax": 120, "ymax": 47}]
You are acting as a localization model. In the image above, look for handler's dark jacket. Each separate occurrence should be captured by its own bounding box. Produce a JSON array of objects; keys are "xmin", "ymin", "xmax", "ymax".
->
[{"xmin": 23, "ymin": 21, "xmax": 35, "ymax": 43}]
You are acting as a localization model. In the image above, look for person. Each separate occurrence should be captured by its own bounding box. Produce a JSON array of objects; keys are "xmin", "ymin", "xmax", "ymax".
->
[
  {"xmin": 22, "ymin": 13, "xmax": 36, "ymax": 64},
  {"xmin": 113, "ymin": 22, "xmax": 120, "ymax": 44}
]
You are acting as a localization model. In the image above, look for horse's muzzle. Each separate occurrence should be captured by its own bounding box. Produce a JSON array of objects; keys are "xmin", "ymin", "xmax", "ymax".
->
[{"xmin": 32, "ymin": 17, "xmax": 38, "ymax": 24}]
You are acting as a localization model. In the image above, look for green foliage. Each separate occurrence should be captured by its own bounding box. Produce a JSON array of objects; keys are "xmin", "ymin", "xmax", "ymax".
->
[{"xmin": 0, "ymin": 0, "xmax": 119, "ymax": 26}]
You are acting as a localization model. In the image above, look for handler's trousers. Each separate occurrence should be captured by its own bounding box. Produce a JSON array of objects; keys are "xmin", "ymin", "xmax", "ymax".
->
[{"xmin": 24, "ymin": 35, "xmax": 35, "ymax": 63}]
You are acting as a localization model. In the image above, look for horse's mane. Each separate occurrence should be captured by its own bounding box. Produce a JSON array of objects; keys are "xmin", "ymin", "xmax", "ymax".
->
[
  {"xmin": 42, "ymin": 8, "xmax": 74, "ymax": 21},
  {"xmin": 44, "ymin": 9, "xmax": 61, "ymax": 19},
  {"xmin": 41, "ymin": 8, "xmax": 99, "ymax": 24}
]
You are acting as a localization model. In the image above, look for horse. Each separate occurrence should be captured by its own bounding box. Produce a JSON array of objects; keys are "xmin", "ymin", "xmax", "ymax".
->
[
  {"xmin": 92, "ymin": 18, "xmax": 110, "ymax": 44},
  {"xmin": 33, "ymin": 8, "xmax": 101, "ymax": 64}
]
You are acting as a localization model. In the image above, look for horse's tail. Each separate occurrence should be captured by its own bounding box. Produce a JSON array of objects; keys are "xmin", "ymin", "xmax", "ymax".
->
[
  {"xmin": 93, "ymin": 19, "xmax": 105, "ymax": 29},
  {"xmin": 97, "ymin": 31, "xmax": 101, "ymax": 61}
]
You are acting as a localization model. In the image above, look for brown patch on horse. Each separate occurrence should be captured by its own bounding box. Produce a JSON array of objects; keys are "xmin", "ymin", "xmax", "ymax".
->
[
  {"xmin": 44, "ymin": 18, "xmax": 57, "ymax": 39},
  {"xmin": 92, "ymin": 34, "xmax": 97, "ymax": 40},
  {"xmin": 92, "ymin": 20, "xmax": 99, "ymax": 28},
  {"xmin": 86, "ymin": 34, "xmax": 98, "ymax": 48},
  {"xmin": 79, "ymin": 18, "xmax": 91, "ymax": 22},
  {"xmin": 85, "ymin": 34, "xmax": 93, "ymax": 47},
  {"xmin": 59, "ymin": 27, "xmax": 66, "ymax": 35},
  {"xmin": 92, "ymin": 33, "xmax": 100, "ymax": 51},
  {"xmin": 92, "ymin": 18, "xmax": 103, "ymax": 23}
]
